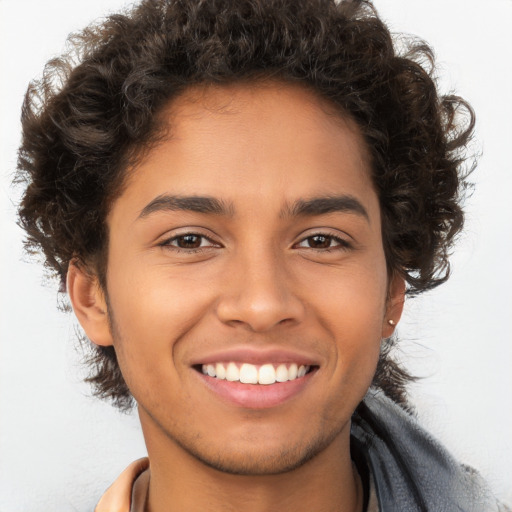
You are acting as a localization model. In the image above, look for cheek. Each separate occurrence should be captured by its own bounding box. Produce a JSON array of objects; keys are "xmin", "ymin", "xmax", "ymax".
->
[
  {"xmin": 109, "ymin": 258, "xmax": 213, "ymax": 335},
  {"xmin": 104, "ymin": 264, "xmax": 215, "ymax": 388},
  {"xmin": 311, "ymin": 265, "xmax": 387, "ymax": 375}
]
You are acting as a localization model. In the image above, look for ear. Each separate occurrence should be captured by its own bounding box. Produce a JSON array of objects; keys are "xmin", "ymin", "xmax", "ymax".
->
[
  {"xmin": 381, "ymin": 272, "xmax": 406, "ymax": 338},
  {"xmin": 67, "ymin": 260, "xmax": 113, "ymax": 347}
]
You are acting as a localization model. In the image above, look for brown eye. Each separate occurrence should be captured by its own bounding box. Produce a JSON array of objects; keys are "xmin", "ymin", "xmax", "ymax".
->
[
  {"xmin": 160, "ymin": 233, "xmax": 221, "ymax": 252},
  {"xmin": 306, "ymin": 235, "xmax": 334, "ymax": 249},
  {"xmin": 295, "ymin": 233, "xmax": 351, "ymax": 251},
  {"xmin": 175, "ymin": 234, "xmax": 203, "ymax": 248}
]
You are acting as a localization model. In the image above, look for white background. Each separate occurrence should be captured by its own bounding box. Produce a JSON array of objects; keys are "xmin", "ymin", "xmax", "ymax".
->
[{"xmin": 1, "ymin": 0, "xmax": 511, "ymax": 510}]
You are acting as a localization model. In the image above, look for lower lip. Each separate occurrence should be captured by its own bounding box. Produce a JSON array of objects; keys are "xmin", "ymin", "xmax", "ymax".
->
[{"xmin": 197, "ymin": 370, "xmax": 315, "ymax": 409}]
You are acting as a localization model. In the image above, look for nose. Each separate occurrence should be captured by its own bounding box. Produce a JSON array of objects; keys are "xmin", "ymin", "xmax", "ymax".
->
[{"xmin": 215, "ymin": 249, "xmax": 305, "ymax": 332}]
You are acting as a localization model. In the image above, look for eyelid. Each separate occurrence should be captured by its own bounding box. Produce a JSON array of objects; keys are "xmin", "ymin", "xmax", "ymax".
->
[
  {"xmin": 156, "ymin": 227, "xmax": 352, "ymax": 251},
  {"xmin": 293, "ymin": 229, "xmax": 353, "ymax": 250},
  {"xmin": 166, "ymin": 235, "xmax": 217, "ymax": 248},
  {"xmin": 157, "ymin": 229, "xmax": 222, "ymax": 249}
]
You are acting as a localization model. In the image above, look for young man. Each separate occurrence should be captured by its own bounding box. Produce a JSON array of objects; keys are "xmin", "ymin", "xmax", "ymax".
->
[{"xmin": 12, "ymin": 0, "xmax": 508, "ymax": 510}]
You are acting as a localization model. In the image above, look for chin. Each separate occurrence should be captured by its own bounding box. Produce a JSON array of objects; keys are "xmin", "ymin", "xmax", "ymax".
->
[{"xmin": 175, "ymin": 426, "xmax": 344, "ymax": 476}]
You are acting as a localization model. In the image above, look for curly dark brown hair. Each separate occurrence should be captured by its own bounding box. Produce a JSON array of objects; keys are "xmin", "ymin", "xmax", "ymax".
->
[{"xmin": 16, "ymin": 0, "xmax": 474, "ymax": 411}]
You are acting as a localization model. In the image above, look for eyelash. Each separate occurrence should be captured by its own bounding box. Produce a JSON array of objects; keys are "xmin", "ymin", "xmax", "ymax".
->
[
  {"xmin": 159, "ymin": 233, "xmax": 219, "ymax": 253},
  {"xmin": 159, "ymin": 232, "xmax": 352, "ymax": 254},
  {"xmin": 294, "ymin": 233, "xmax": 352, "ymax": 252}
]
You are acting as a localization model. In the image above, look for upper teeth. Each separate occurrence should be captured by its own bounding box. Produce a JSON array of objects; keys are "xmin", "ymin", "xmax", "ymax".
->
[{"xmin": 201, "ymin": 362, "xmax": 310, "ymax": 385}]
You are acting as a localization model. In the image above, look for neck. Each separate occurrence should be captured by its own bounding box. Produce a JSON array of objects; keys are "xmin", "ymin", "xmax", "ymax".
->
[{"xmin": 139, "ymin": 410, "xmax": 363, "ymax": 512}]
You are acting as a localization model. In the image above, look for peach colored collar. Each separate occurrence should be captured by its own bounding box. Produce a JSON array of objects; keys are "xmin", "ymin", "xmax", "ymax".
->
[{"xmin": 95, "ymin": 458, "xmax": 150, "ymax": 512}]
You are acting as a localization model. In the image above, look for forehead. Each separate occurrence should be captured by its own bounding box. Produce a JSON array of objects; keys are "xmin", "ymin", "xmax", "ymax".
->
[
  {"xmin": 115, "ymin": 81, "xmax": 376, "ymax": 221},
  {"xmin": 164, "ymin": 80, "xmax": 370, "ymax": 164}
]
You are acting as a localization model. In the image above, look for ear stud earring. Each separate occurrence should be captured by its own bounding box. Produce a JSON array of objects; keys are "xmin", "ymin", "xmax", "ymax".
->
[{"xmin": 388, "ymin": 319, "xmax": 396, "ymax": 326}]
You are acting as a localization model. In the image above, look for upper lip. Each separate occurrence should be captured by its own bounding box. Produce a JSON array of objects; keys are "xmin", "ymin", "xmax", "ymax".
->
[{"xmin": 190, "ymin": 346, "xmax": 321, "ymax": 367}]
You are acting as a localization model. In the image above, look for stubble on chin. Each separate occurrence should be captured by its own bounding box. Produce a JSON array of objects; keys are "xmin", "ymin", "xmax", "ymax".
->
[{"xmin": 159, "ymin": 416, "xmax": 348, "ymax": 477}]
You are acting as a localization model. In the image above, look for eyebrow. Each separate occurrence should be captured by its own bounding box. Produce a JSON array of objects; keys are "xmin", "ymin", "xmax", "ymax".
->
[
  {"xmin": 137, "ymin": 193, "xmax": 369, "ymax": 222},
  {"xmin": 138, "ymin": 194, "xmax": 235, "ymax": 219},
  {"xmin": 281, "ymin": 195, "xmax": 369, "ymax": 221}
]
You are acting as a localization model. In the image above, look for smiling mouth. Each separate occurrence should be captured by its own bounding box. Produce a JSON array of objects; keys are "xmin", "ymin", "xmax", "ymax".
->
[{"xmin": 196, "ymin": 362, "xmax": 316, "ymax": 385}]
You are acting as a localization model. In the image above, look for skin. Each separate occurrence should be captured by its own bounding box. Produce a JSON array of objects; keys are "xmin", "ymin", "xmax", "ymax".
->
[{"xmin": 69, "ymin": 81, "xmax": 405, "ymax": 512}]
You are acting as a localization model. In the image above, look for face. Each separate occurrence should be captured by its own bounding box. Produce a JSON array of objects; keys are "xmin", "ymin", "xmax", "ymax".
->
[{"xmin": 72, "ymin": 81, "xmax": 404, "ymax": 475}]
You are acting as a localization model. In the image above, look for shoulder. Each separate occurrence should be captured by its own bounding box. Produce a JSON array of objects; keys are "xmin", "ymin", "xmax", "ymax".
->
[
  {"xmin": 352, "ymin": 389, "xmax": 505, "ymax": 512},
  {"xmin": 95, "ymin": 457, "xmax": 150, "ymax": 512}
]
